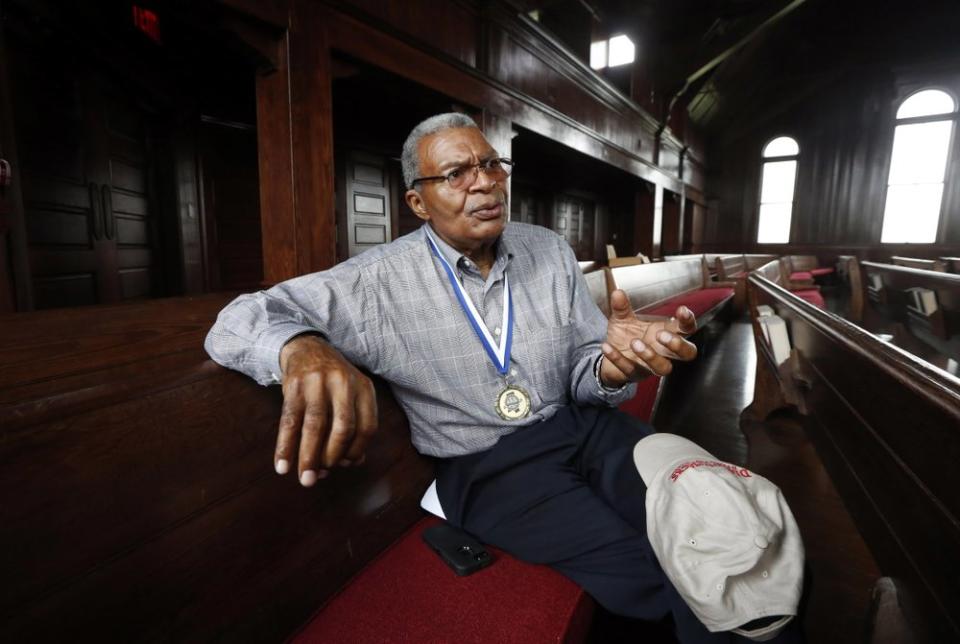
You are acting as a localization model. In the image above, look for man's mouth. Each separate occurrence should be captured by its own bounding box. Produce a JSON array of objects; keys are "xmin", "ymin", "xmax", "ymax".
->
[{"xmin": 471, "ymin": 203, "xmax": 504, "ymax": 220}]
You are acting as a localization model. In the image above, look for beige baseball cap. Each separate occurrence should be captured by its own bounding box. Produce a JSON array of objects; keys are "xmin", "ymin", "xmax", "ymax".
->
[{"xmin": 633, "ymin": 434, "xmax": 804, "ymax": 641}]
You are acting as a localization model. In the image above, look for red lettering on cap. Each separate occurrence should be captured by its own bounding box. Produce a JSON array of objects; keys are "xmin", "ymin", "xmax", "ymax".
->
[{"xmin": 670, "ymin": 460, "xmax": 753, "ymax": 482}]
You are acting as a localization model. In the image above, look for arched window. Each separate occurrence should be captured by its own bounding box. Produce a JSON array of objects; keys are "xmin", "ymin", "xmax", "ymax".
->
[
  {"xmin": 881, "ymin": 89, "xmax": 957, "ymax": 243},
  {"xmin": 757, "ymin": 136, "xmax": 799, "ymax": 243}
]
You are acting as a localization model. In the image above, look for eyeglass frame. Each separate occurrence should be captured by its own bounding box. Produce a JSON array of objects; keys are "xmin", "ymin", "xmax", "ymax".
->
[{"xmin": 411, "ymin": 157, "xmax": 514, "ymax": 190}]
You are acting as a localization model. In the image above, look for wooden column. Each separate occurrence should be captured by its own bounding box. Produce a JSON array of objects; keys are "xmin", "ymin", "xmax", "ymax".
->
[
  {"xmin": 633, "ymin": 184, "xmax": 654, "ymax": 258},
  {"xmin": 0, "ymin": 23, "xmax": 31, "ymax": 311},
  {"xmin": 255, "ymin": 0, "xmax": 336, "ymax": 285},
  {"xmin": 478, "ymin": 110, "xmax": 514, "ymax": 216}
]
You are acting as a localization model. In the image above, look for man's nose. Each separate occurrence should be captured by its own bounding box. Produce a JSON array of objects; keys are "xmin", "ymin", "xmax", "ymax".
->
[{"xmin": 469, "ymin": 166, "xmax": 498, "ymax": 192}]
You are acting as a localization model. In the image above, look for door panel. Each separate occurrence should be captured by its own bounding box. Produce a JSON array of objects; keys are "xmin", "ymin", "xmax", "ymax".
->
[
  {"xmin": 345, "ymin": 152, "xmax": 392, "ymax": 258},
  {"xmin": 7, "ymin": 22, "xmax": 158, "ymax": 309}
]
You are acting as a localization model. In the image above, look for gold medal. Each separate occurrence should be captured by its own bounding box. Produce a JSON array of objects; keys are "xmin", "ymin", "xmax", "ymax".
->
[{"xmin": 496, "ymin": 385, "xmax": 531, "ymax": 420}]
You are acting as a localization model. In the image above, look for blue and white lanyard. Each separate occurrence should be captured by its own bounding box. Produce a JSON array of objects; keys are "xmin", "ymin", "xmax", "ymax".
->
[{"xmin": 425, "ymin": 227, "xmax": 513, "ymax": 375}]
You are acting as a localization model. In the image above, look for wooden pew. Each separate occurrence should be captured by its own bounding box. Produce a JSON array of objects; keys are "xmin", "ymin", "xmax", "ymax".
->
[
  {"xmin": 664, "ymin": 253, "xmax": 724, "ymax": 281},
  {"xmin": 744, "ymin": 270, "xmax": 960, "ymax": 643},
  {"xmin": 610, "ymin": 258, "xmax": 735, "ymax": 329},
  {"xmin": 751, "ymin": 259, "xmax": 825, "ymax": 309},
  {"xmin": 716, "ymin": 254, "xmax": 748, "ymax": 281},
  {"xmin": 584, "ymin": 267, "xmax": 613, "ymax": 317},
  {"xmin": 891, "ymin": 256, "xmax": 947, "ymax": 273},
  {"xmin": 0, "ymin": 295, "xmax": 590, "ymax": 642},
  {"xmin": 716, "ymin": 254, "xmax": 779, "ymax": 310},
  {"xmin": 861, "ymin": 261, "xmax": 960, "ymax": 361},
  {"xmin": 939, "ymin": 257, "xmax": 960, "ymax": 274},
  {"xmin": 779, "ymin": 257, "xmax": 815, "ymax": 287},
  {"xmin": 784, "ymin": 254, "xmax": 835, "ymax": 281},
  {"xmin": 744, "ymin": 253, "xmax": 778, "ymax": 270},
  {"xmin": 835, "ymin": 255, "xmax": 866, "ymax": 323}
]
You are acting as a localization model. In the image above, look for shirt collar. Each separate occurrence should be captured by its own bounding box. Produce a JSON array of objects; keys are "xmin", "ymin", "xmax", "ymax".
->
[{"xmin": 422, "ymin": 223, "xmax": 513, "ymax": 271}]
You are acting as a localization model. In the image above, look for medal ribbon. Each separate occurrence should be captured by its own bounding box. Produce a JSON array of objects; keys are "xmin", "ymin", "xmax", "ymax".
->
[{"xmin": 425, "ymin": 227, "xmax": 513, "ymax": 375}]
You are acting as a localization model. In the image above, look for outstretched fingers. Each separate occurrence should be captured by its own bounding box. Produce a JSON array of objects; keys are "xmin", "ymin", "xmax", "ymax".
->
[
  {"xmin": 670, "ymin": 305, "xmax": 698, "ymax": 337},
  {"xmin": 602, "ymin": 339, "xmax": 671, "ymax": 379},
  {"xmin": 608, "ymin": 289, "xmax": 637, "ymax": 320},
  {"xmin": 652, "ymin": 329, "xmax": 698, "ymax": 362}
]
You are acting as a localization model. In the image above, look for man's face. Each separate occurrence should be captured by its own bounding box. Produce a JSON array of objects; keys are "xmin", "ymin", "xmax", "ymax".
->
[{"xmin": 405, "ymin": 127, "xmax": 508, "ymax": 251}]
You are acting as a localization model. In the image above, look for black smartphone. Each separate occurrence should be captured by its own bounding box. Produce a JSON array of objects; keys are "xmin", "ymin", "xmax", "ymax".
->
[{"xmin": 421, "ymin": 523, "xmax": 494, "ymax": 576}]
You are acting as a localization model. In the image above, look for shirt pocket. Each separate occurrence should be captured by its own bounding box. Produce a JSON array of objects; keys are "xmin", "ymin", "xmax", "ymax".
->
[{"xmin": 510, "ymin": 323, "xmax": 575, "ymax": 405}]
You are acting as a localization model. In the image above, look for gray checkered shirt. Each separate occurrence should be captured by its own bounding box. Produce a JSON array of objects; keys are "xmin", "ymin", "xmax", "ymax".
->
[{"xmin": 204, "ymin": 222, "xmax": 635, "ymax": 457}]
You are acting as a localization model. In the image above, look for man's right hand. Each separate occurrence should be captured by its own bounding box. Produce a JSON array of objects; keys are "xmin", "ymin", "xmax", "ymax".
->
[{"xmin": 276, "ymin": 334, "xmax": 378, "ymax": 487}]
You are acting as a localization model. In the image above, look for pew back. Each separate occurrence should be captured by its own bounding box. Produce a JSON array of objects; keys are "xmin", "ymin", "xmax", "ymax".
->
[
  {"xmin": 584, "ymin": 267, "xmax": 613, "ymax": 317},
  {"xmin": 862, "ymin": 261, "xmax": 960, "ymax": 358},
  {"xmin": 610, "ymin": 259, "xmax": 703, "ymax": 312},
  {"xmin": 940, "ymin": 257, "xmax": 960, "ymax": 274},
  {"xmin": 746, "ymin": 272, "xmax": 960, "ymax": 643},
  {"xmin": 785, "ymin": 255, "xmax": 820, "ymax": 272},
  {"xmin": 0, "ymin": 295, "xmax": 433, "ymax": 641},
  {"xmin": 836, "ymin": 255, "xmax": 865, "ymax": 323},
  {"xmin": 716, "ymin": 254, "xmax": 747, "ymax": 280},
  {"xmin": 744, "ymin": 254, "xmax": 779, "ymax": 269},
  {"xmin": 891, "ymin": 256, "xmax": 947, "ymax": 272}
]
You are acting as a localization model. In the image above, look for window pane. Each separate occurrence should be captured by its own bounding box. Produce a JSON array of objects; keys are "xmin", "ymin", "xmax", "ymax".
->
[
  {"xmin": 607, "ymin": 35, "xmax": 635, "ymax": 67},
  {"xmin": 760, "ymin": 160, "xmax": 797, "ymax": 204},
  {"xmin": 887, "ymin": 121, "xmax": 953, "ymax": 185},
  {"xmin": 897, "ymin": 89, "xmax": 956, "ymax": 119},
  {"xmin": 757, "ymin": 203, "xmax": 792, "ymax": 244},
  {"xmin": 590, "ymin": 41, "xmax": 607, "ymax": 70},
  {"xmin": 762, "ymin": 136, "xmax": 799, "ymax": 158},
  {"xmin": 881, "ymin": 183, "xmax": 943, "ymax": 243}
]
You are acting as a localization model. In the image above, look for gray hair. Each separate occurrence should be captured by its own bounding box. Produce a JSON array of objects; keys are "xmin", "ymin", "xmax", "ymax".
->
[{"xmin": 401, "ymin": 112, "xmax": 479, "ymax": 190}]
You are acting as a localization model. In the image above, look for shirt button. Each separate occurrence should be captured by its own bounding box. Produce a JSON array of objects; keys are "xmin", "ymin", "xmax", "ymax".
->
[
  {"xmin": 510, "ymin": 368, "xmax": 518, "ymax": 377},
  {"xmin": 494, "ymin": 327, "xmax": 502, "ymax": 335}
]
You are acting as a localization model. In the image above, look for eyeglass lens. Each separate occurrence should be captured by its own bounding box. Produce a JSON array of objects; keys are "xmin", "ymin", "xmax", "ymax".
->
[{"xmin": 448, "ymin": 159, "xmax": 512, "ymax": 190}]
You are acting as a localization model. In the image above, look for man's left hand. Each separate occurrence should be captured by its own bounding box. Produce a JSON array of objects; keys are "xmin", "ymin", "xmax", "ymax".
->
[{"xmin": 599, "ymin": 289, "xmax": 698, "ymax": 387}]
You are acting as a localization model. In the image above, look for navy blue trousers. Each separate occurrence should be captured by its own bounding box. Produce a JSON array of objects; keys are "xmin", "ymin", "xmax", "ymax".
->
[{"xmin": 435, "ymin": 404, "xmax": 802, "ymax": 644}]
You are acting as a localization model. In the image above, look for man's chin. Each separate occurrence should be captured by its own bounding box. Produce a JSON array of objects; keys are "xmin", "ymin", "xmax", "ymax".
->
[{"xmin": 472, "ymin": 214, "xmax": 507, "ymax": 238}]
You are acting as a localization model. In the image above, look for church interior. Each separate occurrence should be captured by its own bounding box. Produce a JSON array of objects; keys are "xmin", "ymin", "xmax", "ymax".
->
[{"xmin": 1, "ymin": 0, "xmax": 958, "ymax": 642}]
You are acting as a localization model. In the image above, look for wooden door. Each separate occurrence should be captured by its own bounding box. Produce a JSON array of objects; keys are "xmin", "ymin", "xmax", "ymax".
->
[
  {"xmin": 661, "ymin": 191, "xmax": 681, "ymax": 256},
  {"xmin": 511, "ymin": 186, "xmax": 538, "ymax": 225},
  {"xmin": 7, "ymin": 24, "xmax": 158, "ymax": 309},
  {"xmin": 94, "ymin": 77, "xmax": 159, "ymax": 302},
  {"xmin": 554, "ymin": 194, "xmax": 595, "ymax": 260},
  {"xmin": 344, "ymin": 151, "xmax": 392, "ymax": 259}
]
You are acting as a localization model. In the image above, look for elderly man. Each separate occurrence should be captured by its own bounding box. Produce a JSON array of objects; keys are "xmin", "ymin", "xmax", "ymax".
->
[{"xmin": 205, "ymin": 113, "xmax": 801, "ymax": 643}]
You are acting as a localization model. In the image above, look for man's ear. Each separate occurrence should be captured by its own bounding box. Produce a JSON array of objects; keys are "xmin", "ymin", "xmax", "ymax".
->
[{"xmin": 405, "ymin": 189, "xmax": 430, "ymax": 222}]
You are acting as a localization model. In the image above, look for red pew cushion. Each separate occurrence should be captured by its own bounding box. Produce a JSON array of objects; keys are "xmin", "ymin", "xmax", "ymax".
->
[
  {"xmin": 619, "ymin": 375, "xmax": 661, "ymax": 423},
  {"xmin": 790, "ymin": 271, "xmax": 813, "ymax": 281},
  {"xmin": 791, "ymin": 288, "xmax": 825, "ymax": 309},
  {"xmin": 810, "ymin": 267, "xmax": 835, "ymax": 277},
  {"xmin": 293, "ymin": 516, "xmax": 594, "ymax": 644},
  {"xmin": 641, "ymin": 287, "xmax": 734, "ymax": 318}
]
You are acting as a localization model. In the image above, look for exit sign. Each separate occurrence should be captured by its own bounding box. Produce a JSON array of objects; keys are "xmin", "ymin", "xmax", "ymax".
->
[{"xmin": 132, "ymin": 5, "xmax": 161, "ymax": 44}]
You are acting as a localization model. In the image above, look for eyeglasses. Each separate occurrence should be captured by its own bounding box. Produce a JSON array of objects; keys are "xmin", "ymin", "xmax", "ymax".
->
[{"xmin": 412, "ymin": 157, "xmax": 514, "ymax": 191}]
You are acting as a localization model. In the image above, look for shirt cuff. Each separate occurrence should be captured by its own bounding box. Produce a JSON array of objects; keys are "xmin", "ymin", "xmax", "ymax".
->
[
  {"xmin": 594, "ymin": 354, "xmax": 627, "ymax": 393},
  {"xmin": 588, "ymin": 353, "xmax": 637, "ymax": 406},
  {"xmin": 257, "ymin": 322, "xmax": 320, "ymax": 385}
]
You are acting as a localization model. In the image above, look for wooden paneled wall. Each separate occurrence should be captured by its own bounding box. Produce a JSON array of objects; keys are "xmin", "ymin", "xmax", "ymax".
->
[
  {"xmin": 228, "ymin": 0, "xmax": 707, "ymax": 280},
  {"xmin": 702, "ymin": 64, "xmax": 960, "ymax": 254}
]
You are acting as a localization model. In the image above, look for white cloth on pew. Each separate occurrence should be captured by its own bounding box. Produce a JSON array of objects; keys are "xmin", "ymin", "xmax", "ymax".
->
[
  {"xmin": 420, "ymin": 479, "xmax": 447, "ymax": 520},
  {"xmin": 758, "ymin": 315, "xmax": 791, "ymax": 365}
]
